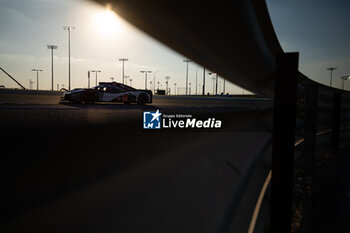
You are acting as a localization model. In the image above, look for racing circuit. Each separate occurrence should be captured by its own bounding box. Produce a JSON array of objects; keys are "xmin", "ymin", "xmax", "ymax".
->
[
  {"xmin": 0, "ymin": 88, "xmax": 274, "ymax": 233},
  {"xmin": 0, "ymin": 89, "xmax": 272, "ymax": 128},
  {"xmin": 2, "ymin": 0, "xmax": 350, "ymax": 232}
]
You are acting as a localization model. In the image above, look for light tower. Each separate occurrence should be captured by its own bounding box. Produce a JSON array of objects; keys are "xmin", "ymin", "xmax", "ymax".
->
[
  {"xmin": 153, "ymin": 71, "xmax": 158, "ymax": 94},
  {"xmin": 327, "ymin": 67, "xmax": 337, "ymax": 87},
  {"xmin": 223, "ymin": 78, "xmax": 226, "ymax": 94},
  {"xmin": 63, "ymin": 26, "xmax": 75, "ymax": 90},
  {"xmin": 183, "ymin": 59, "xmax": 191, "ymax": 95},
  {"xmin": 165, "ymin": 76, "xmax": 170, "ymax": 95},
  {"xmin": 196, "ymin": 66, "xmax": 201, "ymax": 95},
  {"xmin": 202, "ymin": 67, "xmax": 206, "ymax": 95},
  {"xmin": 208, "ymin": 72, "xmax": 218, "ymax": 95},
  {"xmin": 91, "ymin": 70, "xmax": 101, "ymax": 86},
  {"xmin": 211, "ymin": 76, "xmax": 216, "ymax": 95},
  {"xmin": 119, "ymin": 58, "xmax": 128, "ymax": 84},
  {"xmin": 124, "ymin": 75, "xmax": 129, "ymax": 84},
  {"xmin": 29, "ymin": 79, "xmax": 34, "ymax": 90},
  {"xmin": 341, "ymin": 75, "xmax": 350, "ymax": 90},
  {"xmin": 140, "ymin": 70, "xmax": 152, "ymax": 89},
  {"xmin": 88, "ymin": 71, "xmax": 90, "ymax": 88},
  {"xmin": 47, "ymin": 45, "xmax": 58, "ymax": 91},
  {"xmin": 31, "ymin": 69, "xmax": 43, "ymax": 90}
]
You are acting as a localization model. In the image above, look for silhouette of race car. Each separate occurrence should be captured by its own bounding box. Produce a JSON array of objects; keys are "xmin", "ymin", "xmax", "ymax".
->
[{"xmin": 61, "ymin": 82, "xmax": 152, "ymax": 105}]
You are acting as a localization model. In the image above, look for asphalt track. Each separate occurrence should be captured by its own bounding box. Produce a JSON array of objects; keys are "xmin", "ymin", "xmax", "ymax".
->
[
  {"xmin": 0, "ymin": 89, "xmax": 273, "ymax": 233},
  {"xmin": 0, "ymin": 89, "xmax": 272, "ymax": 128},
  {"xmin": 0, "ymin": 89, "xmax": 271, "ymax": 107}
]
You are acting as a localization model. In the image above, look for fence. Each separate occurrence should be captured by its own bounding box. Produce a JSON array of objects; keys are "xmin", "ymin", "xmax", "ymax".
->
[{"xmin": 246, "ymin": 53, "xmax": 350, "ymax": 233}]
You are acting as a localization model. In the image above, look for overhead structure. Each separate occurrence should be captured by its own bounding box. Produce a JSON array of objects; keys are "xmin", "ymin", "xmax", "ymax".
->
[{"xmin": 92, "ymin": 0, "xmax": 283, "ymax": 97}]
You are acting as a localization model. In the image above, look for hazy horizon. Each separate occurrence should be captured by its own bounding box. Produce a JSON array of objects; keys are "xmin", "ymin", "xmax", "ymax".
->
[
  {"xmin": 0, "ymin": 0, "xmax": 249, "ymax": 95},
  {"xmin": 0, "ymin": 0, "xmax": 349, "ymax": 93}
]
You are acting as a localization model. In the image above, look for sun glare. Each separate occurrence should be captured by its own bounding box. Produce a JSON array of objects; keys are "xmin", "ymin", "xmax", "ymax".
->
[{"xmin": 92, "ymin": 7, "xmax": 124, "ymax": 37}]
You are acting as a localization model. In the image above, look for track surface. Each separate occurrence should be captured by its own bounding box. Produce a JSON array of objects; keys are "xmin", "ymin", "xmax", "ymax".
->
[
  {"xmin": 0, "ymin": 89, "xmax": 271, "ymax": 107},
  {"xmin": 0, "ymin": 90, "xmax": 272, "ymax": 128},
  {"xmin": 0, "ymin": 90, "xmax": 273, "ymax": 233}
]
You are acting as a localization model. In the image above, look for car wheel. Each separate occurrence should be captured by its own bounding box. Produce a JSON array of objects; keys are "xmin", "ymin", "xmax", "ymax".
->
[{"xmin": 137, "ymin": 94, "xmax": 148, "ymax": 105}]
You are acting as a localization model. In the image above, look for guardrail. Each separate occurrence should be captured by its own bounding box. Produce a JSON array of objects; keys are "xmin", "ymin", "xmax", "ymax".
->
[{"xmin": 246, "ymin": 53, "xmax": 350, "ymax": 233}]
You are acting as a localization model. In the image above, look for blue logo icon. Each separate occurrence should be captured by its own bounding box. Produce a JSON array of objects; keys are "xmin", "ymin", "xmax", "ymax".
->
[{"xmin": 143, "ymin": 109, "xmax": 162, "ymax": 129}]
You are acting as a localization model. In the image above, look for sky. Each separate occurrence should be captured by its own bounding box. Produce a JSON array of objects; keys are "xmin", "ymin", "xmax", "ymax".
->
[
  {"xmin": 267, "ymin": 0, "xmax": 350, "ymax": 89},
  {"xmin": 0, "ymin": 0, "xmax": 246, "ymax": 94},
  {"xmin": 0, "ymin": 0, "xmax": 349, "ymax": 92}
]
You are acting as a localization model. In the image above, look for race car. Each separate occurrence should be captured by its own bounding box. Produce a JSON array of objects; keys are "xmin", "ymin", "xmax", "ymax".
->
[{"xmin": 61, "ymin": 82, "xmax": 152, "ymax": 105}]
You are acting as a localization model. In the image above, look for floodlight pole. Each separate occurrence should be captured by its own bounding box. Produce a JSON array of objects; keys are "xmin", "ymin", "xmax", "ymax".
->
[
  {"xmin": 29, "ymin": 79, "xmax": 34, "ymax": 90},
  {"xmin": 153, "ymin": 71, "xmax": 158, "ymax": 94},
  {"xmin": 140, "ymin": 70, "xmax": 152, "ymax": 89},
  {"xmin": 91, "ymin": 70, "xmax": 101, "ymax": 86},
  {"xmin": 183, "ymin": 59, "xmax": 191, "ymax": 95},
  {"xmin": 124, "ymin": 75, "xmax": 129, "ymax": 85},
  {"xmin": 47, "ymin": 45, "xmax": 58, "ymax": 91},
  {"xmin": 196, "ymin": 66, "xmax": 201, "ymax": 95},
  {"xmin": 223, "ymin": 79, "xmax": 226, "ymax": 94},
  {"xmin": 208, "ymin": 72, "xmax": 218, "ymax": 95},
  {"xmin": 119, "ymin": 58, "xmax": 128, "ymax": 84},
  {"xmin": 202, "ymin": 67, "xmax": 206, "ymax": 95},
  {"xmin": 327, "ymin": 67, "xmax": 337, "ymax": 87},
  {"xmin": 216, "ymin": 73, "xmax": 218, "ymax": 95},
  {"xmin": 31, "ymin": 69, "xmax": 43, "ymax": 90},
  {"xmin": 88, "ymin": 71, "xmax": 90, "ymax": 88},
  {"xmin": 165, "ymin": 76, "xmax": 170, "ymax": 95},
  {"xmin": 212, "ymin": 76, "xmax": 216, "ymax": 95},
  {"xmin": 63, "ymin": 26, "xmax": 75, "ymax": 90},
  {"xmin": 341, "ymin": 75, "xmax": 349, "ymax": 90}
]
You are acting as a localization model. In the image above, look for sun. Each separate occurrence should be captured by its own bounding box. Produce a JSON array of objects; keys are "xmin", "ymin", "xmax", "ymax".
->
[{"xmin": 92, "ymin": 7, "xmax": 124, "ymax": 37}]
